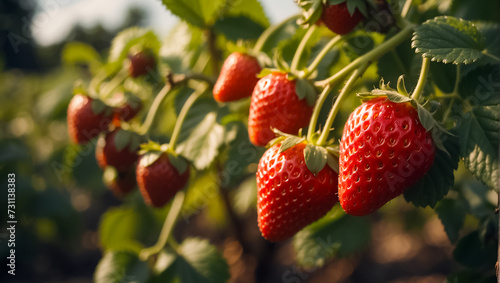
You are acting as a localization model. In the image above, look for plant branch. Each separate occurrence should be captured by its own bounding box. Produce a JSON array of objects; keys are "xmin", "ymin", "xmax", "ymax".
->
[
  {"xmin": 138, "ymin": 83, "xmax": 172, "ymax": 135},
  {"xmin": 307, "ymin": 84, "xmax": 332, "ymax": 140},
  {"xmin": 139, "ymin": 191, "xmax": 185, "ymax": 261},
  {"xmin": 253, "ymin": 14, "xmax": 301, "ymax": 53},
  {"xmin": 291, "ymin": 25, "xmax": 317, "ymax": 73},
  {"xmin": 401, "ymin": 0, "xmax": 413, "ymax": 18},
  {"xmin": 315, "ymin": 24, "xmax": 414, "ymax": 88},
  {"xmin": 101, "ymin": 68, "xmax": 129, "ymax": 98},
  {"xmin": 316, "ymin": 63, "xmax": 368, "ymax": 146},
  {"xmin": 168, "ymin": 83, "xmax": 208, "ymax": 151},
  {"xmin": 206, "ymin": 28, "xmax": 220, "ymax": 76},
  {"xmin": 411, "ymin": 56, "xmax": 430, "ymax": 101},
  {"xmin": 303, "ymin": 35, "xmax": 343, "ymax": 78},
  {"xmin": 138, "ymin": 73, "xmax": 213, "ymax": 135}
]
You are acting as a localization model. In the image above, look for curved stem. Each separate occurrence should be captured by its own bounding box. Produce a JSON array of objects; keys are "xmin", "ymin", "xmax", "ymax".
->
[
  {"xmin": 168, "ymin": 84, "xmax": 207, "ymax": 151},
  {"xmin": 452, "ymin": 64, "xmax": 461, "ymax": 95},
  {"xmin": 303, "ymin": 35, "xmax": 343, "ymax": 78},
  {"xmin": 411, "ymin": 56, "xmax": 430, "ymax": 101},
  {"xmin": 315, "ymin": 24, "xmax": 414, "ymax": 88},
  {"xmin": 316, "ymin": 64, "xmax": 368, "ymax": 146},
  {"xmin": 101, "ymin": 68, "xmax": 129, "ymax": 98},
  {"xmin": 138, "ymin": 83, "xmax": 172, "ymax": 135},
  {"xmin": 401, "ymin": 0, "xmax": 413, "ymax": 18},
  {"xmin": 441, "ymin": 98, "xmax": 455, "ymax": 124},
  {"xmin": 307, "ymin": 84, "xmax": 332, "ymax": 140},
  {"xmin": 253, "ymin": 14, "xmax": 301, "ymax": 53},
  {"xmin": 206, "ymin": 28, "xmax": 220, "ymax": 76},
  {"xmin": 88, "ymin": 69, "xmax": 109, "ymax": 97},
  {"xmin": 291, "ymin": 25, "xmax": 317, "ymax": 73},
  {"xmin": 139, "ymin": 191, "xmax": 185, "ymax": 261}
]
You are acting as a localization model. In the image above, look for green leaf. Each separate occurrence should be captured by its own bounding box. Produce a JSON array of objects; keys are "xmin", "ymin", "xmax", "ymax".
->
[
  {"xmin": 181, "ymin": 170, "xmax": 218, "ymax": 220},
  {"xmin": 404, "ymin": 136, "xmax": 460, "ymax": 208},
  {"xmin": 159, "ymin": 23, "xmax": 203, "ymax": 75},
  {"xmin": 114, "ymin": 129, "xmax": 132, "ymax": 152},
  {"xmin": 94, "ymin": 250, "xmax": 150, "ymax": 283},
  {"xmin": 260, "ymin": 16, "xmax": 300, "ymax": 54},
  {"xmin": 222, "ymin": 122, "xmax": 261, "ymax": 188},
  {"xmin": 412, "ymin": 16, "xmax": 486, "ymax": 64},
  {"xmin": 177, "ymin": 238, "xmax": 230, "ymax": 283},
  {"xmin": 279, "ymin": 136, "xmax": 305, "ymax": 153},
  {"xmin": 453, "ymin": 231, "xmax": 497, "ymax": 269},
  {"xmin": 455, "ymin": 65, "xmax": 499, "ymax": 190},
  {"xmin": 434, "ymin": 198, "xmax": 466, "ymax": 243},
  {"xmin": 109, "ymin": 27, "xmax": 160, "ymax": 64},
  {"xmin": 303, "ymin": 143, "xmax": 328, "ymax": 175},
  {"xmin": 61, "ymin": 42, "xmax": 101, "ymax": 71},
  {"xmin": 295, "ymin": 78, "xmax": 317, "ymax": 106},
  {"xmin": 220, "ymin": 0, "xmax": 269, "ymax": 28},
  {"xmin": 99, "ymin": 206, "xmax": 158, "ymax": 253},
  {"xmin": 293, "ymin": 205, "xmax": 370, "ymax": 268},
  {"xmin": 232, "ymin": 177, "xmax": 257, "ymax": 216},
  {"xmin": 150, "ymin": 249, "xmax": 179, "ymax": 283},
  {"xmin": 177, "ymin": 112, "xmax": 225, "ymax": 170},
  {"xmin": 214, "ymin": 16, "xmax": 265, "ymax": 41},
  {"xmin": 378, "ymin": 36, "xmax": 421, "ymax": 90},
  {"xmin": 160, "ymin": 0, "xmax": 225, "ymax": 28}
]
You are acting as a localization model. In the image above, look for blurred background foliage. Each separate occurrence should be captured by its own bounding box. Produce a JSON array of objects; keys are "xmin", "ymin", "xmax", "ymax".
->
[{"xmin": 0, "ymin": 0, "xmax": 498, "ymax": 282}]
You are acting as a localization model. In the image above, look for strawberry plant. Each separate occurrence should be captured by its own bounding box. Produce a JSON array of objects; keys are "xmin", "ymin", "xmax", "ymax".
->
[{"xmin": 59, "ymin": 0, "xmax": 499, "ymax": 282}]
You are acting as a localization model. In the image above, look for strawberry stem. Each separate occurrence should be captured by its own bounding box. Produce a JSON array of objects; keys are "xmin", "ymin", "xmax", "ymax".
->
[
  {"xmin": 138, "ymin": 83, "xmax": 172, "ymax": 135},
  {"xmin": 314, "ymin": 24, "xmax": 414, "ymax": 88},
  {"xmin": 401, "ymin": 0, "xmax": 414, "ymax": 18},
  {"xmin": 101, "ymin": 68, "xmax": 129, "ymax": 99},
  {"xmin": 316, "ymin": 63, "xmax": 368, "ymax": 146},
  {"xmin": 291, "ymin": 25, "xmax": 317, "ymax": 74},
  {"xmin": 253, "ymin": 14, "xmax": 301, "ymax": 53},
  {"xmin": 303, "ymin": 35, "xmax": 343, "ymax": 78},
  {"xmin": 307, "ymin": 84, "xmax": 332, "ymax": 140},
  {"xmin": 168, "ymin": 84, "xmax": 208, "ymax": 151},
  {"xmin": 139, "ymin": 191, "xmax": 185, "ymax": 261},
  {"xmin": 411, "ymin": 57, "xmax": 430, "ymax": 102}
]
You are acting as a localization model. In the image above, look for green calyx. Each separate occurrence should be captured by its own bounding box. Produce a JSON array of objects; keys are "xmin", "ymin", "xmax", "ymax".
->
[
  {"xmin": 268, "ymin": 129, "xmax": 339, "ymax": 175},
  {"xmin": 296, "ymin": 0, "xmax": 324, "ymax": 28},
  {"xmin": 91, "ymin": 98, "xmax": 113, "ymax": 116},
  {"xmin": 138, "ymin": 141, "xmax": 188, "ymax": 174},
  {"xmin": 113, "ymin": 128, "xmax": 142, "ymax": 153},
  {"xmin": 329, "ymin": 0, "xmax": 369, "ymax": 17},
  {"xmin": 358, "ymin": 76, "xmax": 451, "ymax": 154}
]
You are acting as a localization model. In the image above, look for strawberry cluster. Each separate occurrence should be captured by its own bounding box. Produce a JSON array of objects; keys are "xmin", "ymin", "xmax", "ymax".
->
[{"xmin": 67, "ymin": 48, "xmax": 190, "ymax": 207}]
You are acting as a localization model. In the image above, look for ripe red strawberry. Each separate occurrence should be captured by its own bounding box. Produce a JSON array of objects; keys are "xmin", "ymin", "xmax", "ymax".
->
[
  {"xmin": 321, "ymin": 1, "xmax": 364, "ymax": 35},
  {"xmin": 67, "ymin": 94, "xmax": 112, "ymax": 144},
  {"xmin": 213, "ymin": 52, "xmax": 261, "ymax": 102},
  {"xmin": 128, "ymin": 49, "xmax": 156, "ymax": 78},
  {"xmin": 104, "ymin": 167, "xmax": 137, "ymax": 197},
  {"xmin": 339, "ymin": 97, "xmax": 435, "ymax": 216},
  {"xmin": 95, "ymin": 128, "xmax": 139, "ymax": 172},
  {"xmin": 257, "ymin": 142, "xmax": 338, "ymax": 242},
  {"xmin": 136, "ymin": 152, "xmax": 190, "ymax": 207},
  {"xmin": 248, "ymin": 72, "xmax": 314, "ymax": 146}
]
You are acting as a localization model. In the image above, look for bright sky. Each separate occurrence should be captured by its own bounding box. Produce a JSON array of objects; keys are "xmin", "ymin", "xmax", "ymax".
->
[{"xmin": 32, "ymin": 0, "xmax": 300, "ymax": 46}]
